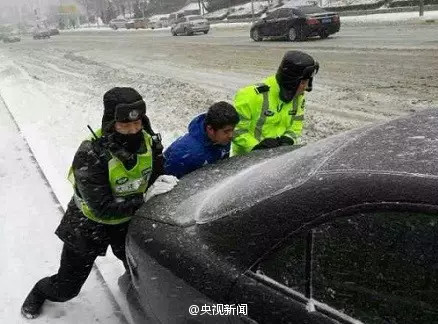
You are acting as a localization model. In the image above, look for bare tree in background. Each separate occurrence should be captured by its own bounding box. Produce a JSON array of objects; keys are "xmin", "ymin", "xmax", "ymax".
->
[
  {"xmin": 113, "ymin": 0, "xmax": 131, "ymax": 17},
  {"xmin": 104, "ymin": 0, "xmax": 117, "ymax": 22},
  {"xmin": 133, "ymin": 0, "xmax": 143, "ymax": 18},
  {"xmin": 76, "ymin": 0, "xmax": 91, "ymax": 25}
]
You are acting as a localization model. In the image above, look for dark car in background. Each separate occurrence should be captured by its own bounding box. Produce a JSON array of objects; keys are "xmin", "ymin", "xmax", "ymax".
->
[
  {"xmin": 251, "ymin": 6, "xmax": 340, "ymax": 41},
  {"xmin": 171, "ymin": 15, "xmax": 210, "ymax": 36},
  {"xmin": 32, "ymin": 29, "xmax": 50, "ymax": 39},
  {"xmin": 48, "ymin": 28, "xmax": 60, "ymax": 36},
  {"xmin": 126, "ymin": 108, "xmax": 438, "ymax": 323}
]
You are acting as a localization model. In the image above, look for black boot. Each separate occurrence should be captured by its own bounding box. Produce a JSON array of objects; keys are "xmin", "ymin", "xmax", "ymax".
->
[{"xmin": 21, "ymin": 285, "xmax": 46, "ymax": 319}]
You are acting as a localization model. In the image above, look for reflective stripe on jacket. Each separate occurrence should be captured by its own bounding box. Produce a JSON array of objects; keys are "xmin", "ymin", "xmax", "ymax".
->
[
  {"xmin": 68, "ymin": 129, "xmax": 153, "ymax": 224},
  {"xmin": 231, "ymin": 75, "xmax": 305, "ymax": 156}
]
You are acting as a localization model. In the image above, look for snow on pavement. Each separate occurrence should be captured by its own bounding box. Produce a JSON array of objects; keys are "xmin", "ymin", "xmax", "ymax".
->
[
  {"xmin": 0, "ymin": 98, "xmax": 127, "ymax": 324},
  {"xmin": 341, "ymin": 10, "xmax": 438, "ymax": 23}
]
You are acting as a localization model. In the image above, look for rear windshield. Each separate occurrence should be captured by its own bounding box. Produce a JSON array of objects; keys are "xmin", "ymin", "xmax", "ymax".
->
[{"xmin": 189, "ymin": 16, "xmax": 203, "ymax": 20}]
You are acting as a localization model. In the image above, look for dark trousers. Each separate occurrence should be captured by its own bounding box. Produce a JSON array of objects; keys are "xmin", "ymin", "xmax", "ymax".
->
[{"xmin": 34, "ymin": 236, "xmax": 128, "ymax": 302}]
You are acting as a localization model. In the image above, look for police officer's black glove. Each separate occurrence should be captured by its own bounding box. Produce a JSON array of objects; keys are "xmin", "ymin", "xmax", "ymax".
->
[
  {"xmin": 252, "ymin": 138, "xmax": 281, "ymax": 151},
  {"xmin": 279, "ymin": 136, "xmax": 294, "ymax": 146}
]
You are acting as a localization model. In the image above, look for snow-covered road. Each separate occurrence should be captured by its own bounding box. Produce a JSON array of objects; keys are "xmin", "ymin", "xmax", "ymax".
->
[
  {"xmin": 2, "ymin": 21, "xmax": 437, "ymax": 150},
  {"xmin": 0, "ymin": 14, "xmax": 437, "ymax": 322}
]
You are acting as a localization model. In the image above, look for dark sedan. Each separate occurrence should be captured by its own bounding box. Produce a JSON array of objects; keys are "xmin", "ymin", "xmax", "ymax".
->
[
  {"xmin": 126, "ymin": 108, "xmax": 438, "ymax": 323},
  {"xmin": 251, "ymin": 6, "xmax": 340, "ymax": 42}
]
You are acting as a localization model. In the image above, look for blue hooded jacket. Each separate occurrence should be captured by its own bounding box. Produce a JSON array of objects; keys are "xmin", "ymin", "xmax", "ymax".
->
[{"xmin": 164, "ymin": 114, "xmax": 230, "ymax": 178}]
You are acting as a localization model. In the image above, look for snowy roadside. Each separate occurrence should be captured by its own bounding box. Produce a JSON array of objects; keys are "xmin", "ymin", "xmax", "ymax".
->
[
  {"xmin": 0, "ymin": 51, "xmax": 146, "ymax": 323},
  {"xmin": 63, "ymin": 9, "xmax": 438, "ymax": 35},
  {"xmin": 340, "ymin": 9, "xmax": 438, "ymax": 23},
  {"xmin": 0, "ymin": 97, "xmax": 128, "ymax": 324}
]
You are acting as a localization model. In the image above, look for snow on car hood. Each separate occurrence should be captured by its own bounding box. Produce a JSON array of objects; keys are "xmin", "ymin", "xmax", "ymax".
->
[
  {"xmin": 137, "ymin": 128, "xmax": 365, "ymax": 226},
  {"xmin": 137, "ymin": 108, "xmax": 438, "ymax": 227}
]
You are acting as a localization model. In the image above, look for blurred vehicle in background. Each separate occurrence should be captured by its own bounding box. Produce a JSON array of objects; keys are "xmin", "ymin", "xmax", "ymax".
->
[
  {"xmin": 49, "ymin": 28, "xmax": 60, "ymax": 36},
  {"xmin": 159, "ymin": 17, "xmax": 169, "ymax": 27},
  {"xmin": 147, "ymin": 20, "xmax": 162, "ymax": 29},
  {"xmin": 171, "ymin": 15, "xmax": 210, "ymax": 36},
  {"xmin": 3, "ymin": 34, "xmax": 21, "ymax": 43},
  {"xmin": 109, "ymin": 18, "xmax": 129, "ymax": 30},
  {"xmin": 126, "ymin": 18, "xmax": 148, "ymax": 29},
  {"xmin": 250, "ymin": 6, "xmax": 340, "ymax": 42},
  {"xmin": 32, "ymin": 28, "xmax": 50, "ymax": 40}
]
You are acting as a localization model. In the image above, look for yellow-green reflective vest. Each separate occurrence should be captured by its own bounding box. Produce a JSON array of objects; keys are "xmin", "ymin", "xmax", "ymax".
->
[
  {"xmin": 231, "ymin": 75, "xmax": 306, "ymax": 156},
  {"xmin": 68, "ymin": 129, "xmax": 153, "ymax": 225}
]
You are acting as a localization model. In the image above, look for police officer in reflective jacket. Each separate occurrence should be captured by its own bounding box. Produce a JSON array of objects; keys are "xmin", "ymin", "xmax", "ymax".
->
[
  {"xmin": 21, "ymin": 87, "xmax": 178, "ymax": 319},
  {"xmin": 231, "ymin": 51, "xmax": 319, "ymax": 156}
]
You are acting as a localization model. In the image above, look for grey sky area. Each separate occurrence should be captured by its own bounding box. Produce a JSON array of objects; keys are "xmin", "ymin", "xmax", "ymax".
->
[
  {"xmin": 0, "ymin": 0, "xmax": 72, "ymax": 24},
  {"xmin": 0, "ymin": 0, "xmax": 58, "ymax": 5},
  {"xmin": 0, "ymin": 0, "xmax": 61, "ymax": 10}
]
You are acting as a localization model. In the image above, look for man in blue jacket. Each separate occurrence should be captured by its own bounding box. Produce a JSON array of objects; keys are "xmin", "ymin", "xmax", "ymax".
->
[{"xmin": 164, "ymin": 101, "xmax": 239, "ymax": 178}]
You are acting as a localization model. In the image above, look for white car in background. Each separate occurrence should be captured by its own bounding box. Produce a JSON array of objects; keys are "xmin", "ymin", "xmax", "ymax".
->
[
  {"xmin": 171, "ymin": 15, "xmax": 210, "ymax": 36},
  {"xmin": 109, "ymin": 18, "xmax": 128, "ymax": 30}
]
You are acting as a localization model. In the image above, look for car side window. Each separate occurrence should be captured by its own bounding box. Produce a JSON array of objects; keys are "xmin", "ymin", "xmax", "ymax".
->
[
  {"xmin": 292, "ymin": 9, "xmax": 303, "ymax": 17},
  {"xmin": 277, "ymin": 9, "xmax": 292, "ymax": 18},
  {"xmin": 255, "ymin": 232, "xmax": 308, "ymax": 295},
  {"xmin": 312, "ymin": 212, "xmax": 438, "ymax": 323},
  {"xmin": 265, "ymin": 10, "xmax": 279, "ymax": 20},
  {"xmin": 254, "ymin": 211, "xmax": 438, "ymax": 322}
]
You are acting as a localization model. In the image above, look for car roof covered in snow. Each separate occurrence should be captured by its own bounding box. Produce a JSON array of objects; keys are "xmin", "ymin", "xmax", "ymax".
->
[
  {"xmin": 321, "ymin": 108, "xmax": 438, "ymax": 176},
  {"xmin": 136, "ymin": 108, "xmax": 438, "ymax": 228}
]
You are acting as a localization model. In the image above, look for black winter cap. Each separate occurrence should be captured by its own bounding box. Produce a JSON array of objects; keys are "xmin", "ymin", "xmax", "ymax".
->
[
  {"xmin": 276, "ymin": 51, "xmax": 317, "ymax": 88},
  {"xmin": 102, "ymin": 87, "xmax": 146, "ymax": 134}
]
